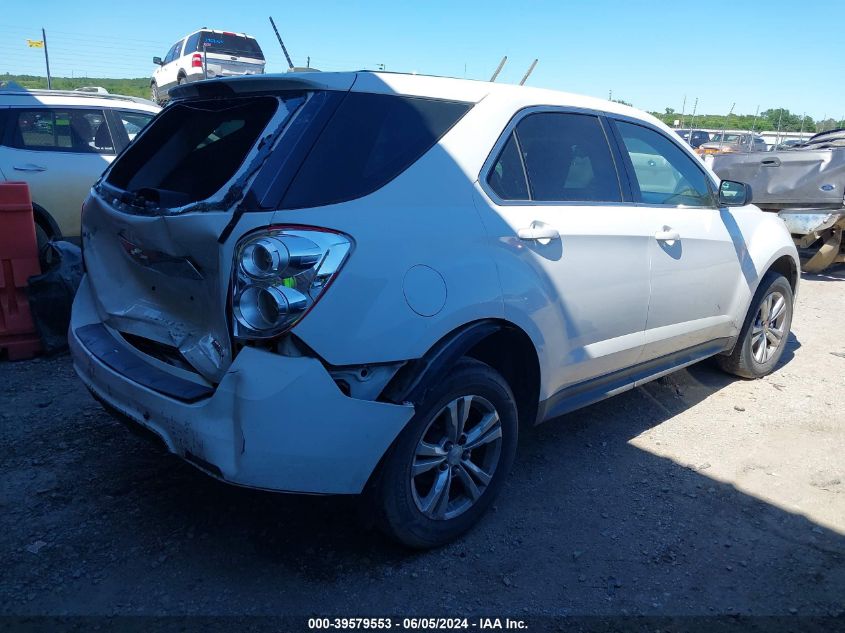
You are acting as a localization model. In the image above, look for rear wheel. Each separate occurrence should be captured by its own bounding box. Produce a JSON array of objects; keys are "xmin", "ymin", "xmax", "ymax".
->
[
  {"xmin": 717, "ymin": 272, "xmax": 794, "ymax": 378},
  {"xmin": 34, "ymin": 223, "xmax": 50, "ymax": 258},
  {"xmin": 375, "ymin": 358, "xmax": 518, "ymax": 549}
]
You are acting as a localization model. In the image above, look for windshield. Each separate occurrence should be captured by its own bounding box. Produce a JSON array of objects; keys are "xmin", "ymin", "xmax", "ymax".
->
[
  {"xmin": 200, "ymin": 32, "xmax": 264, "ymax": 60},
  {"xmin": 710, "ymin": 134, "xmax": 743, "ymax": 144}
]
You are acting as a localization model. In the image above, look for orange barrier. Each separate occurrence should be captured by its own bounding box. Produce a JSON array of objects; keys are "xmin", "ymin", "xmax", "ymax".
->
[{"xmin": 0, "ymin": 182, "xmax": 42, "ymax": 360}]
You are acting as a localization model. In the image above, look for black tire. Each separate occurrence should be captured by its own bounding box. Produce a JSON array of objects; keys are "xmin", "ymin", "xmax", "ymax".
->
[
  {"xmin": 717, "ymin": 272, "xmax": 794, "ymax": 379},
  {"xmin": 177, "ymin": 75, "xmax": 186, "ymax": 86},
  {"xmin": 34, "ymin": 222, "xmax": 50, "ymax": 256},
  {"xmin": 374, "ymin": 358, "xmax": 518, "ymax": 549},
  {"xmin": 151, "ymin": 82, "xmax": 161, "ymax": 105}
]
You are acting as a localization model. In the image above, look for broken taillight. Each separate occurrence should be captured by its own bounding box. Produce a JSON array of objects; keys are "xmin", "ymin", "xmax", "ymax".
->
[{"xmin": 230, "ymin": 227, "xmax": 352, "ymax": 340}]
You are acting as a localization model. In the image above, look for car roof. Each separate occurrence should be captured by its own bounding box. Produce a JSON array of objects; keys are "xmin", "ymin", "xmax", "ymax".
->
[
  {"xmin": 174, "ymin": 70, "xmax": 666, "ymax": 127},
  {"xmin": 0, "ymin": 88, "xmax": 160, "ymax": 113},
  {"xmin": 183, "ymin": 28, "xmax": 256, "ymax": 39}
]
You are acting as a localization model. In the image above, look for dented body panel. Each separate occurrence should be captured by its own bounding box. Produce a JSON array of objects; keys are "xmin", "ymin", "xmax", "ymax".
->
[
  {"xmin": 711, "ymin": 149, "xmax": 845, "ymax": 211},
  {"xmin": 71, "ymin": 276, "xmax": 414, "ymax": 493}
]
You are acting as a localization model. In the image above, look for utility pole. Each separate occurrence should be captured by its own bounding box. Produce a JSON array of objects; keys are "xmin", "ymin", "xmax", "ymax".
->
[
  {"xmin": 679, "ymin": 95, "xmax": 686, "ymax": 130},
  {"xmin": 689, "ymin": 97, "xmax": 699, "ymax": 131},
  {"xmin": 775, "ymin": 109, "xmax": 783, "ymax": 146},
  {"xmin": 718, "ymin": 102, "xmax": 735, "ymax": 153},
  {"xmin": 749, "ymin": 105, "xmax": 760, "ymax": 134},
  {"xmin": 42, "ymin": 28, "xmax": 52, "ymax": 90},
  {"xmin": 519, "ymin": 59, "xmax": 538, "ymax": 86},
  {"xmin": 799, "ymin": 112, "xmax": 805, "ymax": 140}
]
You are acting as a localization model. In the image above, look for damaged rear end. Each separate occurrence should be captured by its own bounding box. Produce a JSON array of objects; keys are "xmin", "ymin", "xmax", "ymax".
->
[{"xmin": 70, "ymin": 73, "xmax": 415, "ymax": 493}]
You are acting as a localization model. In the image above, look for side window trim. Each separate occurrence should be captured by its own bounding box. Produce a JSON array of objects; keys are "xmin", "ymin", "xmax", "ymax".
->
[
  {"xmin": 480, "ymin": 105, "xmax": 631, "ymax": 207},
  {"xmin": 607, "ymin": 115, "xmax": 719, "ymax": 208},
  {"xmin": 599, "ymin": 115, "xmax": 635, "ymax": 203},
  {"xmin": 510, "ymin": 130, "xmax": 531, "ymax": 199}
]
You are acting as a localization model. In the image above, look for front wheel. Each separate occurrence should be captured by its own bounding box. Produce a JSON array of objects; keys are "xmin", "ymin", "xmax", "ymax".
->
[
  {"xmin": 718, "ymin": 272, "xmax": 794, "ymax": 378},
  {"xmin": 374, "ymin": 358, "xmax": 518, "ymax": 549},
  {"xmin": 151, "ymin": 82, "xmax": 161, "ymax": 104}
]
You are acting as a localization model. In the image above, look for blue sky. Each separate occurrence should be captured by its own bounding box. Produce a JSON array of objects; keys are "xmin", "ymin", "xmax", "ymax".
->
[{"xmin": 2, "ymin": 0, "xmax": 842, "ymax": 121}]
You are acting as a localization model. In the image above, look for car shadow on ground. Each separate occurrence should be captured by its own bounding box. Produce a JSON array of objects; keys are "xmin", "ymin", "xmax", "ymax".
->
[{"xmin": 17, "ymin": 328, "xmax": 838, "ymax": 616}]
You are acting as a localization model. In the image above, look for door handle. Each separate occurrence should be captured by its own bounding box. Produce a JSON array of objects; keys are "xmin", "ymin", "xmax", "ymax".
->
[
  {"xmin": 13, "ymin": 164, "xmax": 46, "ymax": 172},
  {"xmin": 761, "ymin": 158, "xmax": 781, "ymax": 167},
  {"xmin": 518, "ymin": 226, "xmax": 560, "ymax": 241},
  {"xmin": 654, "ymin": 229, "xmax": 681, "ymax": 242}
]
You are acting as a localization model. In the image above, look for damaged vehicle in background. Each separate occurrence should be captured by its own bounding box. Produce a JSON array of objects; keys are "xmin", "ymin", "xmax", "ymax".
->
[
  {"xmin": 71, "ymin": 72, "xmax": 799, "ymax": 548},
  {"xmin": 710, "ymin": 128, "xmax": 845, "ymax": 272}
]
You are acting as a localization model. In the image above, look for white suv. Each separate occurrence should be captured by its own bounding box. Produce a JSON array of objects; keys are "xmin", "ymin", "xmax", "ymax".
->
[
  {"xmin": 70, "ymin": 72, "xmax": 799, "ymax": 548},
  {"xmin": 151, "ymin": 29, "xmax": 265, "ymax": 104},
  {"xmin": 0, "ymin": 88, "xmax": 158, "ymax": 246}
]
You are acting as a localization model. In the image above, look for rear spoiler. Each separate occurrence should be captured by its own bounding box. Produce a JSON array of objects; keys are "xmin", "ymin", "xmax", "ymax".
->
[{"xmin": 168, "ymin": 72, "xmax": 357, "ymax": 102}]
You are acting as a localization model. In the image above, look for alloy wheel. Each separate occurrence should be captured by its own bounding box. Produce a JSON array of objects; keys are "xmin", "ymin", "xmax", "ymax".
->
[
  {"xmin": 751, "ymin": 290, "xmax": 787, "ymax": 364},
  {"xmin": 411, "ymin": 394, "xmax": 503, "ymax": 521}
]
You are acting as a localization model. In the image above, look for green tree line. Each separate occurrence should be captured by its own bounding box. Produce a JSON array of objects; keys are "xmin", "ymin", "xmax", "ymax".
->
[
  {"xmin": 650, "ymin": 106, "xmax": 843, "ymax": 134},
  {"xmin": 1, "ymin": 73, "xmax": 150, "ymax": 99}
]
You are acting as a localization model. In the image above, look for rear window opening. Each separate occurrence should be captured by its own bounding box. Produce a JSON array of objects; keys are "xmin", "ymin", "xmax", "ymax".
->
[{"xmin": 106, "ymin": 96, "xmax": 297, "ymax": 207}]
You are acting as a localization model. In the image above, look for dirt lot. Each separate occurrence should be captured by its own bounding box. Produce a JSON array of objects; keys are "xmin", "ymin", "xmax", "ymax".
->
[{"xmin": 1, "ymin": 268, "xmax": 843, "ymax": 623}]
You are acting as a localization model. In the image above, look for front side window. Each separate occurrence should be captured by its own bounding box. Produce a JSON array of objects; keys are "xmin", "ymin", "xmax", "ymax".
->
[
  {"xmin": 497, "ymin": 112, "xmax": 622, "ymax": 203},
  {"xmin": 12, "ymin": 109, "xmax": 114, "ymax": 154},
  {"xmin": 164, "ymin": 41, "xmax": 181, "ymax": 64},
  {"xmin": 615, "ymin": 120, "xmax": 716, "ymax": 207}
]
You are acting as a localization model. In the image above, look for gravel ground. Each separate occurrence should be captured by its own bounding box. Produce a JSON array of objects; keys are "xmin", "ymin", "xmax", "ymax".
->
[{"xmin": 1, "ymin": 268, "xmax": 843, "ymax": 623}]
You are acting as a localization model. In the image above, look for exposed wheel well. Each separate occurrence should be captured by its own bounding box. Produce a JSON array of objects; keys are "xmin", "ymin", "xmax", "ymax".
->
[
  {"xmin": 767, "ymin": 255, "xmax": 798, "ymax": 292},
  {"xmin": 379, "ymin": 320, "xmax": 542, "ymax": 428},
  {"xmin": 463, "ymin": 325, "xmax": 541, "ymax": 429}
]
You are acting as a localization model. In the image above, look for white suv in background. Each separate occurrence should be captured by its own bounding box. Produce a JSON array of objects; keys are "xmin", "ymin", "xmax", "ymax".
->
[
  {"xmin": 71, "ymin": 72, "xmax": 799, "ymax": 548},
  {"xmin": 151, "ymin": 29, "xmax": 265, "ymax": 104}
]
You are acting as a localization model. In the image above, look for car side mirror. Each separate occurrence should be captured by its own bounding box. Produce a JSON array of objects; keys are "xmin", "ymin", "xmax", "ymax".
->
[
  {"xmin": 719, "ymin": 180, "xmax": 752, "ymax": 207},
  {"xmin": 153, "ymin": 56, "xmax": 163, "ymax": 65}
]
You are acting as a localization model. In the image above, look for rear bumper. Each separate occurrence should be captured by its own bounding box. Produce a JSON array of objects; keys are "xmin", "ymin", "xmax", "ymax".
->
[{"xmin": 69, "ymin": 275, "xmax": 414, "ymax": 494}]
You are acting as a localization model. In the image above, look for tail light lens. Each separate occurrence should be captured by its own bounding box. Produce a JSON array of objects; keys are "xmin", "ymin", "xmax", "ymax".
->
[
  {"xmin": 231, "ymin": 227, "xmax": 352, "ymax": 340},
  {"xmin": 191, "ymin": 53, "xmax": 203, "ymax": 68}
]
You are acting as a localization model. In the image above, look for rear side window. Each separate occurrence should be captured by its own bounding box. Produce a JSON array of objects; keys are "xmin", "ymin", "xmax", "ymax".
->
[
  {"xmin": 200, "ymin": 32, "xmax": 264, "ymax": 60},
  {"xmin": 614, "ymin": 120, "xmax": 716, "ymax": 207},
  {"xmin": 107, "ymin": 96, "xmax": 302, "ymax": 205},
  {"xmin": 487, "ymin": 132, "xmax": 529, "ymax": 200},
  {"xmin": 115, "ymin": 111, "xmax": 155, "ymax": 141},
  {"xmin": 11, "ymin": 109, "xmax": 114, "ymax": 154},
  {"xmin": 281, "ymin": 93, "xmax": 471, "ymax": 209},
  {"xmin": 184, "ymin": 32, "xmax": 201, "ymax": 54},
  {"xmin": 494, "ymin": 112, "xmax": 621, "ymax": 203}
]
